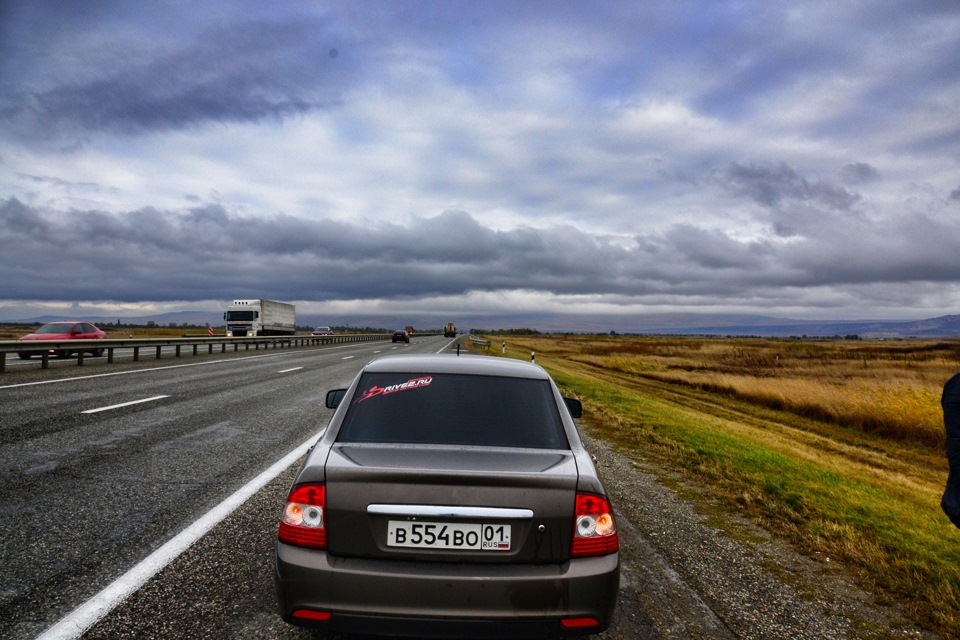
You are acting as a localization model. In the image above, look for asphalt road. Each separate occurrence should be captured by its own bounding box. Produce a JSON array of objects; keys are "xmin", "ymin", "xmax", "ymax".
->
[
  {"xmin": 0, "ymin": 335, "xmax": 453, "ymax": 639},
  {"xmin": 0, "ymin": 335, "xmax": 938, "ymax": 640}
]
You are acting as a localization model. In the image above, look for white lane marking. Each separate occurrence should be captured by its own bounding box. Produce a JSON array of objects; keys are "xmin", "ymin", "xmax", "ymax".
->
[
  {"xmin": 25, "ymin": 336, "xmax": 453, "ymax": 639},
  {"xmin": 342, "ymin": 355, "xmax": 355, "ymax": 360},
  {"xmin": 81, "ymin": 396, "xmax": 169, "ymax": 414},
  {"xmin": 277, "ymin": 367, "xmax": 303, "ymax": 373},
  {"xmin": 35, "ymin": 429, "xmax": 322, "ymax": 640},
  {"xmin": 437, "ymin": 338, "xmax": 458, "ymax": 354},
  {"xmin": 0, "ymin": 355, "xmax": 275, "ymax": 390}
]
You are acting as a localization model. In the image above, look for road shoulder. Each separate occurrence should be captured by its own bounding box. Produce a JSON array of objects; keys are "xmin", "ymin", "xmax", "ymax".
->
[{"xmin": 583, "ymin": 430, "xmax": 939, "ymax": 639}]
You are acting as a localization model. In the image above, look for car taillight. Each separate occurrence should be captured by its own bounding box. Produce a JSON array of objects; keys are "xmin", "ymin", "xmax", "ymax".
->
[
  {"xmin": 278, "ymin": 483, "xmax": 326, "ymax": 549},
  {"xmin": 561, "ymin": 617, "xmax": 601, "ymax": 628},
  {"xmin": 571, "ymin": 492, "xmax": 618, "ymax": 558}
]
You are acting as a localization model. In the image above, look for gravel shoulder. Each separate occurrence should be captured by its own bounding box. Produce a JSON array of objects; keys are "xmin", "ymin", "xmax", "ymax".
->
[{"xmin": 582, "ymin": 430, "xmax": 940, "ymax": 640}]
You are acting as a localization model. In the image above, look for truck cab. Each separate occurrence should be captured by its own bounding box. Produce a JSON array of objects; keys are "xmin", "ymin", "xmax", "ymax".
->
[
  {"xmin": 224, "ymin": 299, "xmax": 296, "ymax": 337},
  {"xmin": 224, "ymin": 305, "xmax": 257, "ymax": 337}
]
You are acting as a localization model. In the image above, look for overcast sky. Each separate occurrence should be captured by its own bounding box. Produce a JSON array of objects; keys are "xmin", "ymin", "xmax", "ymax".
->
[{"xmin": 2, "ymin": 1, "xmax": 959, "ymax": 322}]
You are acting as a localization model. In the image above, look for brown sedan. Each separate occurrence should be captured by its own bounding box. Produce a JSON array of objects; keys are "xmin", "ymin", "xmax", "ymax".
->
[{"xmin": 275, "ymin": 353, "xmax": 620, "ymax": 638}]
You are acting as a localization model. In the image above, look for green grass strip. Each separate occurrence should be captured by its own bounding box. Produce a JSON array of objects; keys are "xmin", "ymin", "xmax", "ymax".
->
[{"xmin": 505, "ymin": 348, "xmax": 960, "ymax": 635}]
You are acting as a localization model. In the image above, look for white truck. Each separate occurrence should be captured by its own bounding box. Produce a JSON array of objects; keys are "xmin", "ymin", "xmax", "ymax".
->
[{"xmin": 223, "ymin": 299, "xmax": 296, "ymax": 337}]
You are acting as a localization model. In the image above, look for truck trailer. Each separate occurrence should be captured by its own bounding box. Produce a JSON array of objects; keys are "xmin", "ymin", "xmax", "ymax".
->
[
  {"xmin": 444, "ymin": 322, "xmax": 457, "ymax": 337},
  {"xmin": 224, "ymin": 299, "xmax": 296, "ymax": 337}
]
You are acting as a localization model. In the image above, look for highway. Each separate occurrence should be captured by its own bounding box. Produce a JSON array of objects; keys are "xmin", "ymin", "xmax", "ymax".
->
[
  {"xmin": 0, "ymin": 335, "xmax": 455, "ymax": 639},
  {"xmin": 0, "ymin": 334, "xmax": 930, "ymax": 640}
]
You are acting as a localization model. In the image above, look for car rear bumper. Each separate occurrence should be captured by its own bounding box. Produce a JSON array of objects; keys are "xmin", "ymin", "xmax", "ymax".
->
[
  {"xmin": 275, "ymin": 543, "xmax": 619, "ymax": 638},
  {"xmin": 17, "ymin": 348, "xmax": 101, "ymax": 357},
  {"xmin": 17, "ymin": 348, "xmax": 66, "ymax": 356}
]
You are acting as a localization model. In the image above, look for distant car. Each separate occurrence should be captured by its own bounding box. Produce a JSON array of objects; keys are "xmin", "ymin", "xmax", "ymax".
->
[
  {"xmin": 275, "ymin": 354, "xmax": 620, "ymax": 638},
  {"xmin": 391, "ymin": 329, "xmax": 410, "ymax": 343},
  {"xmin": 312, "ymin": 326, "xmax": 334, "ymax": 336},
  {"xmin": 18, "ymin": 321, "xmax": 107, "ymax": 359}
]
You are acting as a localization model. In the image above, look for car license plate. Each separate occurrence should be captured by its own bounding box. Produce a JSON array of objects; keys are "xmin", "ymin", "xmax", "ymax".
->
[{"xmin": 387, "ymin": 521, "xmax": 511, "ymax": 550}]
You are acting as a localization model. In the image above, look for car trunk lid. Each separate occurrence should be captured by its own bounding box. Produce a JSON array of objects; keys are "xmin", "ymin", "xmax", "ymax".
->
[{"xmin": 324, "ymin": 443, "xmax": 578, "ymax": 563}]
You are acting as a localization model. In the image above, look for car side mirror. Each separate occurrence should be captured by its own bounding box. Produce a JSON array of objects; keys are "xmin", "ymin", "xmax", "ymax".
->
[
  {"xmin": 563, "ymin": 397, "xmax": 583, "ymax": 418},
  {"xmin": 326, "ymin": 389, "xmax": 348, "ymax": 409}
]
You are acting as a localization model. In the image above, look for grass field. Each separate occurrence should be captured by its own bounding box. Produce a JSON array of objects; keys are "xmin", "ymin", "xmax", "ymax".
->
[{"xmin": 475, "ymin": 334, "xmax": 960, "ymax": 637}]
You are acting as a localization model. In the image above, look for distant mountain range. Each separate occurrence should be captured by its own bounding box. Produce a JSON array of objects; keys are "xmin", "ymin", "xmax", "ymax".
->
[{"xmin": 10, "ymin": 311, "xmax": 960, "ymax": 338}]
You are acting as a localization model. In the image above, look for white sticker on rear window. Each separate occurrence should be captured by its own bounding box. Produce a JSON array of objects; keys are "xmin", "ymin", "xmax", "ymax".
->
[{"xmin": 353, "ymin": 376, "xmax": 433, "ymax": 404}]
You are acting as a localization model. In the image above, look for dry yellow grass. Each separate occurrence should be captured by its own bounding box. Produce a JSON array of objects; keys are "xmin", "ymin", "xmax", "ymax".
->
[
  {"xmin": 553, "ymin": 335, "xmax": 957, "ymax": 449},
  {"xmin": 474, "ymin": 334, "xmax": 960, "ymax": 636}
]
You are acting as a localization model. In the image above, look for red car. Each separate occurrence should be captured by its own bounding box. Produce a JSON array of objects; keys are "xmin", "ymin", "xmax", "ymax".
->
[{"xmin": 18, "ymin": 321, "xmax": 107, "ymax": 359}]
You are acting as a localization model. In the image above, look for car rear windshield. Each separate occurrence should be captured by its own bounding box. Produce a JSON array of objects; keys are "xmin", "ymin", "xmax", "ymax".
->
[{"xmin": 336, "ymin": 373, "xmax": 569, "ymax": 449}]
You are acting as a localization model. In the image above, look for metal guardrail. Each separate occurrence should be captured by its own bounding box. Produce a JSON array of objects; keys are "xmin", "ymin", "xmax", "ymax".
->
[
  {"xmin": 469, "ymin": 336, "xmax": 492, "ymax": 348},
  {"xmin": 0, "ymin": 333, "xmax": 394, "ymax": 373}
]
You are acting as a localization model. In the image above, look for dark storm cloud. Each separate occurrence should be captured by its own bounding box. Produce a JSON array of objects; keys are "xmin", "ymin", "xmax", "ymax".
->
[
  {"xmin": 0, "ymin": 199, "xmax": 609, "ymax": 302},
  {"xmin": 2, "ymin": 1, "xmax": 960, "ymax": 319},
  {"xmin": 5, "ymin": 197, "xmax": 960, "ymax": 307},
  {"xmin": 664, "ymin": 225, "xmax": 772, "ymax": 270},
  {"xmin": 1, "ymin": 10, "xmax": 351, "ymax": 140},
  {"xmin": 718, "ymin": 162, "xmax": 861, "ymax": 211}
]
